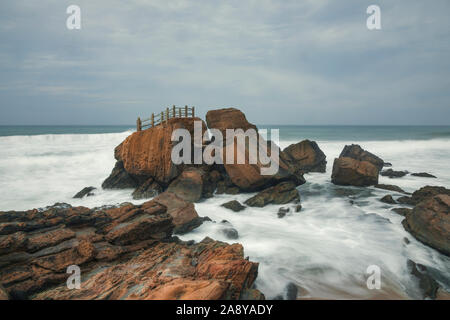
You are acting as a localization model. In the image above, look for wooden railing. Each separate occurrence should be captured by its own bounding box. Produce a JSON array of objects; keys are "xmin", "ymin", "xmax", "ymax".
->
[{"xmin": 136, "ymin": 105, "xmax": 195, "ymax": 131}]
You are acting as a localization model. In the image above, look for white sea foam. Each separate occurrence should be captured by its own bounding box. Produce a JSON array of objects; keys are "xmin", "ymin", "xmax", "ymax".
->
[{"xmin": 0, "ymin": 131, "xmax": 449, "ymax": 299}]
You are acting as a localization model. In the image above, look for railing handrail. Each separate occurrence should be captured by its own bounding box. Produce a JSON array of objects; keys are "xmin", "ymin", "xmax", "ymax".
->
[{"xmin": 136, "ymin": 105, "xmax": 195, "ymax": 131}]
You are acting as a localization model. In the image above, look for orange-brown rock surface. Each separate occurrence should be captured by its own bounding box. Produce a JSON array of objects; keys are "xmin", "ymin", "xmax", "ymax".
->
[
  {"xmin": 402, "ymin": 194, "xmax": 450, "ymax": 256},
  {"xmin": 206, "ymin": 107, "xmax": 257, "ymax": 138},
  {"xmin": 0, "ymin": 200, "xmax": 262, "ymax": 300},
  {"xmin": 33, "ymin": 237, "xmax": 262, "ymax": 300},
  {"xmin": 331, "ymin": 157, "xmax": 379, "ymax": 186}
]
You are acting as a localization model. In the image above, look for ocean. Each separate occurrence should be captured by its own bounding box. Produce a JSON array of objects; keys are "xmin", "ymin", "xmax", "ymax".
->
[{"xmin": 0, "ymin": 125, "xmax": 449, "ymax": 299}]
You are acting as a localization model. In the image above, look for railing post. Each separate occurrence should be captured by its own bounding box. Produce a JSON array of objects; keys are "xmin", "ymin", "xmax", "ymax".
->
[
  {"xmin": 178, "ymin": 107, "xmax": 181, "ymax": 118},
  {"xmin": 151, "ymin": 113, "xmax": 154, "ymax": 127},
  {"xmin": 172, "ymin": 105, "xmax": 176, "ymax": 118},
  {"xmin": 185, "ymin": 105, "xmax": 188, "ymax": 117},
  {"xmin": 161, "ymin": 111, "xmax": 164, "ymax": 124},
  {"xmin": 166, "ymin": 107, "xmax": 169, "ymax": 123},
  {"xmin": 192, "ymin": 106, "xmax": 195, "ymax": 118},
  {"xmin": 136, "ymin": 117, "xmax": 142, "ymax": 131}
]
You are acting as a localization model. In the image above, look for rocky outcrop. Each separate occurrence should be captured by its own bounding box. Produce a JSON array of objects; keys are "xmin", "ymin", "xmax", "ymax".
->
[
  {"xmin": 34, "ymin": 237, "xmax": 260, "ymax": 300},
  {"xmin": 411, "ymin": 172, "xmax": 437, "ymax": 178},
  {"xmin": 244, "ymin": 181, "xmax": 300, "ymax": 207},
  {"xmin": 0, "ymin": 201, "xmax": 262, "ymax": 300},
  {"xmin": 206, "ymin": 108, "xmax": 257, "ymax": 138},
  {"xmin": 339, "ymin": 144, "xmax": 384, "ymax": 171},
  {"xmin": 283, "ymin": 140, "xmax": 326, "ymax": 173},
  {"xmin": 380, "ymin": 195, "xmax": 396, "ymax": 204},
  {"xmin": 102, "ymin": 161, "xmax": 138, "ymax": 189},
  {"xmin": 331, "ymin": 157, "xmax": 379, "ymax": 186},
  {"xmin": 402, "ymin": 194, "xmax": 450, "ymax": 256}
]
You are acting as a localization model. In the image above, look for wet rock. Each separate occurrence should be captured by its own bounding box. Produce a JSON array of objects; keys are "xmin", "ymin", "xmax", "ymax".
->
[
  {"xmin": 380, "ymin": 195, "xmax": 396, "ymax": 204},
  {"xmin": 331, "ymin": 157, "xmax": 379, "ymax": 187},
  {"xmin": 152, "ymin": 191, "xmax": 203, "ymax": 234},
  {"xmin": 403, "ymin": 237, "xmax": 410, "ymax": 245},
  {"xmin": 397, "ymin": 186, "xmax": 450, "ymax": 206},
  {"xmin": 167, "ymin": 168, "xmax": 204, "ymax": 202},
  {"xmin": 34, "ymin": 237, "xmax": 261, "ymax": 300},
  {"xmin": 283, "ymin": 140, "xmax": 326, "ymax": 173},
  {"xmin": 374, "ymin": 184, "xmax": 409, "ymax": 194},
  {"xmin": 411, "ymin": 172, "xmax": 437, "ymax": 178},
  {"xmin": 0, "ymin": 284, "xmax": 9, "ymax": 300},
  {"xmin": 407, "ymin": 260, "xmax": 439, "ymax": 299},
  {"xmin": 339, "ymin": 144, "xmax": 384, "ymax": 171},
  {"xmin": 221, "ymin": 200, "xmax": 246, "ymax": 212},
  {"xmin": 391, "ymin": 208, "xmax": 412, "ymax": 216},
  {"xmin": 73, "ymin": 187, "xmax": 96, "ymax": 199},
  {"xmin": 285, "ymin": 282, "xmax": 298, "ymax": 300},
  {"xmin": 132, "ymin": 178, "xmax": 162, "ymax": 200},
  {"xmin": 102, "ymin": 161, "xmax": 138, "ymax": 189},
  {"xmin": 383, "ymin": 162, "xmax": 392, "ymax": 167},
  {"xmin": 221, "ymin": 228, "xmax": 239, "ymax": 240},
  {"xmin": 402, "ymin": 194, "xmax": 450, "ymax": 256},
  {"xmin": 244, "ymin": 181, "xmax": 300, "ymax": 207},
  {"xmin": 295, "ymin": 204, "xmax": 302, "ymax": 212},
  {"xmin": 277, "ymin": 207, "xmax": 289, "ymax": 218},
  {"xmin": 380, "ymin": 169, "xmax": 408, "ymax": 178}
]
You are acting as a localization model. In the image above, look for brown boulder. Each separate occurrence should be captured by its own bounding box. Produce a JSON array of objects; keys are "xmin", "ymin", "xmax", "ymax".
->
[
  {"xmin": 167, "ymin": 167, "xmax": 204, "ymax": 202},
  {"xmin": 397, "ymin": 186, "xmax": 450, "ymax": 206},
  {"xmin": 151, "ymin": 191, "xmax": 202, "ymax": 234},
  {"xmin": 331, "ymin": 157, "xmax": 379, "ymax": 186},
  {"xmin": 402, "ymin": 194, "xmax": 450, "ymax": 256},
  {"xmin": 206, "ymin": 107, "xmax": 257, "ymax": 138},
  {"xmin": 244, "ymin": 181, "xmax": 300, "ymax": 207},
  {"xmin": 339, "ymin": 144, "xmax": 384, "ymax": 171},
  {"xmin": 283, "ymin": 140, "xmax": 327, "ymax": 173}
]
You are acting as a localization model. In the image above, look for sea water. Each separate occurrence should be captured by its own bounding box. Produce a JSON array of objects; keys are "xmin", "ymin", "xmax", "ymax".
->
[{"xmin": 0, "ymin": 125, "xmax": 449, "ymax": 299}]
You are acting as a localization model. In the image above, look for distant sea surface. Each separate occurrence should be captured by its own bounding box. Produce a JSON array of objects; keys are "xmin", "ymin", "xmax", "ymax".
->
[
  {"xmin": 0, "ymin": 124, "xmax": 449, "ymax": 299},
  {"xmin": 1, "ymin": 124, "xmax": 450, "ymax": 140}
]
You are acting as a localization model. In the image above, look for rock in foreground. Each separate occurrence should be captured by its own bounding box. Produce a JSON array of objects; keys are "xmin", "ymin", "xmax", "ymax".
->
[
  {"xmin": 0, "ymin": 200, "xmax": 262, "ymax": 300},
  {"xmin": 402, "ymin": 194, "xmax": 450, "ymax": 256},
  {"xmin": 331, "ymin": 157, "xmax": 379, "ymax": 187}
]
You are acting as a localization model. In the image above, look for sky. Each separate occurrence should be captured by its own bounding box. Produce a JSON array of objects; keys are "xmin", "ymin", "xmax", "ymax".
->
[{"xmin": 0, "ymin": 0, "xmax": 449, "ymax": 125}]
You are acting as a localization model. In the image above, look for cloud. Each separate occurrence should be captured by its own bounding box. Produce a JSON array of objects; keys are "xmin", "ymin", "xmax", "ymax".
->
[{"xmin": 0, "ymin": 0, "xmax": 449, "ymax": 125}]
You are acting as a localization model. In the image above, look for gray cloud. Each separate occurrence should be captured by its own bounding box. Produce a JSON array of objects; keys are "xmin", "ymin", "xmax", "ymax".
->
[{"xmin": 0, "ymin": 0, "xmax": 449, "ymax": 125}]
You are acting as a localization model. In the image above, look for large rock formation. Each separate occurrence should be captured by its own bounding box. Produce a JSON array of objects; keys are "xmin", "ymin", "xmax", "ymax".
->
[
  {"xmin": 283, "ymin": 140, "xmax": 327, "ymax": 173},
  {"xmin": 402, "ymin": 193, "xmax": 450, "ymax": 256},
  {"xmin": 0, "ymin": 201, "xmax": 262, "ymax": 300},
  {"xmin": 397, "ymin": 186, "xmax": 450, "ymax": 206},
  {"xmin": 331, "ymin": 145, "xmax": 383, "ymax": 187}
]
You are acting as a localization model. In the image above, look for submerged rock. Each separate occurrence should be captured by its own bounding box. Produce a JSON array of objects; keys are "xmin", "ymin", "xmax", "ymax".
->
[
  {"xmin": 380, "ymin": 169, "xmax": 408, "ymax": 178},
  {"xmin": 391, "ymin": 208, "xmax": 412, "ymax": 216},
  {"xmin": 221, "ymin": 227, "xmax": 239, "ymax": 240},
  {"xmin": 283, "ymin": 140, "xmax": 327, "ymax": 173},
  {"xmin": 244, "ymin": 181, "xmax": 300, "ymax": 207},
  {"xmin": 277, "ymin": 207, "xmax": 290, "ymax": 218},
  {"xmin": 73, "ymin": 186, "xmax": 96, "ymax": 199},
  {"xmin": 374, "ymin": 184, "xmax": 409, "ymax": 194},
  {"xmin": 221, "ymin": 200, "xmax": 246, "ymax": 212},
  {"xmin": 411, "ymin": 172, "xmax": 437, "ymax": 178},
  {"xmin": 380, "ymin": 195, "xmax": 396, "ymax": 204},
  {"xmin": 407, "ymin": 260, "xmax": 440, "ymax": 299},
  {"xmin": 402, "ymin": 194, "xmax": 450, "ymax": 256}
]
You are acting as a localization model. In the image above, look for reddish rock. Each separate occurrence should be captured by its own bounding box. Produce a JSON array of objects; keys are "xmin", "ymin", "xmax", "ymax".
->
[
  {"xmin": 397, "ymin": 186, "xmax": 450, "ymax": 206},
  {"xmin": 339, "ymin": 144, "xmax": 384, "ymax": 171},
  {"xmin": 205, "ymin": 107, "xmax": 257, "ymax": 138},
  {"xmin": 167, "ymin": 167, "xmax": 204, "ymax": 202},
  {"xmin": 27, "ymin": 228, "xmax": 76, "ymax": 253},
  {"xmin": 283, "ymin": 140, "xmax": 327, "ymax": 173},
  {"xmin": 402, "ymin": 194, "xmax": 450, "ymax": 256},
  {"xmin": 331, "ymin": 157, "xmax": 379, "ymax": 186},
  {"xmin": 151, "ymin": 192, "xmax": 202, "ymax": 234},
  {"xmin": 33, "ymin": 238, "xmax": 261, "ymax": 300}
]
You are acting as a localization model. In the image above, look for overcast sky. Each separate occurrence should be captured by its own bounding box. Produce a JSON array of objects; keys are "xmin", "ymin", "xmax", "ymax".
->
[{"xmin": 0, "ymin": 0, "xmax": 449, "ymax": 125}]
